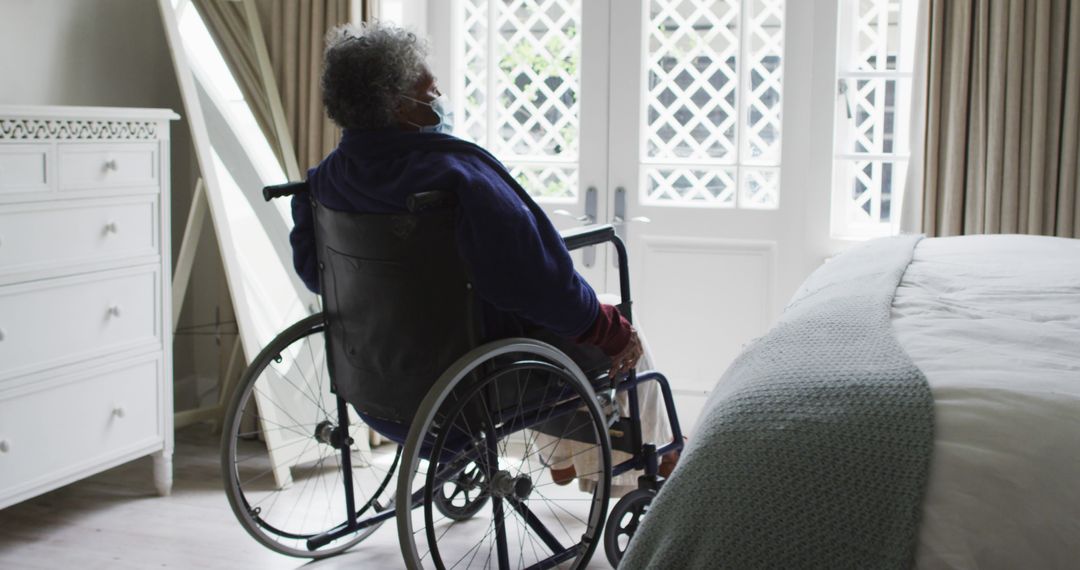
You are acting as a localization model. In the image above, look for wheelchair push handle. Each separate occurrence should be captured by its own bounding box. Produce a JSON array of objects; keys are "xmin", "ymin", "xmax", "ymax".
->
[
  {"xmin": 406, "ymin": 191, "xmax": 458, "ymax": 213},
  {"xmin": 263, "ymin": 181, "xmax": 308, "ymax": 202},
  {"xmin": 561, "ymin": 224, "xmax": 615, "ymax": 251}
]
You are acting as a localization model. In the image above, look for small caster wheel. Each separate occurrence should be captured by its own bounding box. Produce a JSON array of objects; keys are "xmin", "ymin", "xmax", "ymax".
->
[
  {"xmin": 433, "ymin": 459, "xmax": 490, "ymax": 521},
  {"xmin": 604, "ymin": 488, "xmax": 656, "ymax": 567}
]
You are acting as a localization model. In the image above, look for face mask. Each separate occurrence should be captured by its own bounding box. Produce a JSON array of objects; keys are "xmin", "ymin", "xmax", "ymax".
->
[{"xmin": 402, "ymin": 95, "xmax": 455, "ymax": 134}]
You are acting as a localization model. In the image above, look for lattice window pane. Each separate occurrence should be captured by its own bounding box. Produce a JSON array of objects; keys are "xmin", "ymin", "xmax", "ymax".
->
[
  {"xmin": 494, "ymin": 0, "xmax": 580, "ymax": 158},
  {"xmin": 643, "ymin": 0, "xmax": 784, "ymax": 208},
  {"xmin": 838, "ymin": 158, "xmax": 907, "ymax": 224},
  {"xmin": 510, "ymin": 164, "xmax": 578, "ymax": 200},
  {"xmin": 646, "ymin": 0, "xmax": 740, "ymax": 161},
  {"xmin": 836, "ymin": 77, "xmax": 909, "ymax": 155},
  {"xmin": 742, "ymin": 0, "xmax": 784, "ymax": 164},
  {"xmin": 740, "ymin": 166, "xmax": 779, "ymax": 209},
  {"xmin": 850, "ymin": 0, "xmax": 905, "ymax": 71},
  {"xmin": 832, "ymin": 0, "xmax": 916, "ymax": 237},
  {"xmin": 459, "ymin": 0, "xmax": 582, "ymax": 201},
  {"xmin": 461, "ymin": 0, "xmax": 489, "ymax": 144},
  {"xmin": 645, "ymin": 167, "xmax": 737, "ymax": 206}
]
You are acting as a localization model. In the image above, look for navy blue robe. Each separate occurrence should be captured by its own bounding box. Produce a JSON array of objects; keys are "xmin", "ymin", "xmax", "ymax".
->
[{"xmin": 289, "ymin": 128, "xmax": 599, "ymax": 340}]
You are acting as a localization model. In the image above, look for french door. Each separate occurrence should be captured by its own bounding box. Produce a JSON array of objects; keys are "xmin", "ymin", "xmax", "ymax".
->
[{"xmin": 432, "ymin": 0, "xmax": 836, "ymax": 428}]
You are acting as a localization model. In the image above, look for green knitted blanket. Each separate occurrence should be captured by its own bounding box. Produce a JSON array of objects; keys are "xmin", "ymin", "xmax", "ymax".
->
[{"xmin": 621, "ymin": 235, "xmax": 934, "ymax": 569}]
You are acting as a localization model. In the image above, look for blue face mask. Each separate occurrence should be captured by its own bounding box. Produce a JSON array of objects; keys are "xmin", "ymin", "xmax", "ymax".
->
[{"xmin": 403, "ymin": 95, "xmax": 455, "ymax": 134}]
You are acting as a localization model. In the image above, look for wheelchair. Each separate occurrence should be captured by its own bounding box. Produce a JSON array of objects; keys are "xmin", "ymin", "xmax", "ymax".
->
[{"xmin": 220, "ymin": 181, "xmax": 684, "ymax": 569}]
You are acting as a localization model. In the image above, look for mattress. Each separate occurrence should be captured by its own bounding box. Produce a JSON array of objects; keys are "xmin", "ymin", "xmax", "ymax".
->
[{"xmin": 892, "ymin": 235, "xmax": 1080, "ymax": 569}]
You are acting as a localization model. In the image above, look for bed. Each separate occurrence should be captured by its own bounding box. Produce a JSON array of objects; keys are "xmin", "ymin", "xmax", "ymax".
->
[{"xmin": 622, "ymin": 234, "xmax": 1080, "ymax": 569}]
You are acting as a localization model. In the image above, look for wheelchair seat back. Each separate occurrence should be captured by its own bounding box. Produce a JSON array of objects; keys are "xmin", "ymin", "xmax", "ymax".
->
[{"xmin": 312, "ymin": 195, "xmax": 477, "ymax": 423}]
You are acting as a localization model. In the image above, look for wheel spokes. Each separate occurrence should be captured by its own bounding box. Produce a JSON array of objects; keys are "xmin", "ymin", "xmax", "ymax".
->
[
  {"xmin": 223, "ymin": 316, "xmax": 400, "ymax": 558},
  {"xmin": 412, "ymin": 357, "xmax": 611, "ymax": 569}
]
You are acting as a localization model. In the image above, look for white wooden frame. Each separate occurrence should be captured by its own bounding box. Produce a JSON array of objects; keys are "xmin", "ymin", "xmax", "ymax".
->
[{"xmin": 158, "ymin": 0, "xmax": 353, "ymax": 488}]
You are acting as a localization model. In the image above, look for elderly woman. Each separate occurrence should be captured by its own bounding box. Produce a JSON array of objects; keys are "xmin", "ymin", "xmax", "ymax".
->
[{"xmin": 290, "ymin": 22, "xmax": 675, "ymax": 487}]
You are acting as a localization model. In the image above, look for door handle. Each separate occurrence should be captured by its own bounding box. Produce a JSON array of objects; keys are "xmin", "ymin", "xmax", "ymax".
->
[
  {"xmin": 611, "ymin": 187, "xmax": 650, "ymax": 267},
  {"xmin": 554, "ymin": 187, "xmax": 599, "ymax": 267},
  {"xmin": 552, "ymin": 210, "xmax": 592, "ymax": 223},
  {"xmin": 611, "ymin": 187, "xmax": 651, "ymax": 226},
  {"xmin": 582, "ymin": 186, "xmax": 598, "ymax": 267}
]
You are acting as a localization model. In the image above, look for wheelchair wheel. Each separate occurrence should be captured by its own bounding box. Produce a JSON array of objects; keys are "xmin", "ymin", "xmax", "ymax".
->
[
  {"xmin": 433, "ymin": 458, "xmax": 490, "ymax": 521},
  {"xmin": 603, "ymin": 488, "xmax": 656, "ymax": 567},
  {"xmin": 397, "ymin": 338, "xmax": 612, "ymax": 570},
  {"xmin": 221, "ymin": 313, "xmax": 400, "ymax": 558}
]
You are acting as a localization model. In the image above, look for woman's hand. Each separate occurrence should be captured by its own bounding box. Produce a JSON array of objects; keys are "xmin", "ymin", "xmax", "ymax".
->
[{"xmin": 609, "ymin": 329, "xmax": 644, "ymax": 379}]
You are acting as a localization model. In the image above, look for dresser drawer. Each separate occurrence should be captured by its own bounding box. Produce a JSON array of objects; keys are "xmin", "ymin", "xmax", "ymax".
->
[
  {"xmin": 0, "ymin": 198, "xmax": 158, "ymax": 279},
  {"xmin": 0, "ymin": 268, "xmax": 159, "ymax": 381},
  {"xmin": 58, "ymin": 143, "xmax": 158, "ymax": 190},
  {"xmin": 0, "ymin": 144, "xmax": 52, "ymax": 194},
  {"xmin": 0, "ymin": 358, "xmax": 161, "ymax": 497}
]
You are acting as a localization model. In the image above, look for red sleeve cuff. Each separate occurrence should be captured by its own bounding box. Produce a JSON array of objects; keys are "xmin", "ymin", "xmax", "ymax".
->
[{"xmin": 575, "ymin": 303, "xmax": 633, "ymax": 357}]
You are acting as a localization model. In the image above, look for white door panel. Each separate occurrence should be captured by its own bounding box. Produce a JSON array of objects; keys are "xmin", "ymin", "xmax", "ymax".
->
[
  {"xmin": 609, "ymin": 0, "xmax": 832, "ymax": 426},
  {"xmin": 434, "ymin": 0, "xmax": 839, "ymax": 431},
  {"xmin": 636, "ymin": 235, "xmax": 777, "ymax": 382}
]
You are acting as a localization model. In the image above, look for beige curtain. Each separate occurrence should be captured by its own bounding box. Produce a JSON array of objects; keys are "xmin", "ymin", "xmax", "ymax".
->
[
  {"xmin": 920, "ymin": 0, "xmax": 1080, "ymax": 237},
  {"xmin": 192, "ymin": 0, "xmax": 356, "ymax": 177},
  {"xmin": 193, "ymin": 0, "xmax": 288, "ymax": 171},
  {"xmin": 258, "ymin": 0, "xmax": 350, "ymax": 173}
]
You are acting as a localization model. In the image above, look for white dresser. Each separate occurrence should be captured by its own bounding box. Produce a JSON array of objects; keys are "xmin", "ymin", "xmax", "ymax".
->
[{"xmin": 0, "ymin": 106, "xmax": 176, "ymax": 509}]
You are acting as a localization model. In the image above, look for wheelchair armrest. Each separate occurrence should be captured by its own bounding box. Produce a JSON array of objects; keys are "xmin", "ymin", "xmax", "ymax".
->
[
  {"xmin": 561, "ymin": 224, "xmax": 616, "ymax": 251},
  {"xmin": 561, "ymin": 224, "xmax": 635, "ymax": 324},
  {"xmin": 263, "ymin": 181, "xmax": 308, "ymax": 202}
]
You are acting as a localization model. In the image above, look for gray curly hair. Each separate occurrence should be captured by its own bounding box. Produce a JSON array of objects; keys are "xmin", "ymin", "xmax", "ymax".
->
[{"xmin": 321, "ymin": 22, "xmax": 429, "ymax": 130}]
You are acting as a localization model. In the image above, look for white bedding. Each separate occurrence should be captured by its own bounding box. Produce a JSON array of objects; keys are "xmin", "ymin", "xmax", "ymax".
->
[{"xmin": 892, "ymin": 235, "xmax": 1080, "ymax": 569}]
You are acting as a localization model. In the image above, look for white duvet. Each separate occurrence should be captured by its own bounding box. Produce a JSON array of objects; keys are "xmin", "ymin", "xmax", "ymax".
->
[{"xmin": 891, "ymin": 235, "xmax": 1080, "ymax": 569}]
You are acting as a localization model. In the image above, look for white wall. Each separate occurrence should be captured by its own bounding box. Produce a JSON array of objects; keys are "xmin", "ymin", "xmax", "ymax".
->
[
  {"xmin": 2, "ymin": 0, "xmax": 176, "ymax": 108},
  {"xmin": 0, "ymin": 0, "xmax": 233, "ymax": 411}
]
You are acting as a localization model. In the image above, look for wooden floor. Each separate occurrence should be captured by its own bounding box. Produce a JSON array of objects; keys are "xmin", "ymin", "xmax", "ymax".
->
[{"xmin": 0, "ymin": 426, "xmax": 615, "ymax": 569}]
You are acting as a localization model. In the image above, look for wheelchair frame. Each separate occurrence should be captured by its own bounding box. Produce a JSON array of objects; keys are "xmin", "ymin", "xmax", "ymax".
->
[{"xmin": 221, "ymin": 181, "xmax": 685, "ymax": 568}]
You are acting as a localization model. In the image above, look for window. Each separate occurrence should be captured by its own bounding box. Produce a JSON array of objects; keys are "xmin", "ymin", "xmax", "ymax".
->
[
  {"xmin": 642, "ymin": 0, "xmax": 784, "ymax": 209},
  {"xmin": 831, "ymin": 0, "xmax": 917, "ymax": 238},
  {"xmin": 455, "ymin": 0, "xmax": 583, "ymax": 202}
]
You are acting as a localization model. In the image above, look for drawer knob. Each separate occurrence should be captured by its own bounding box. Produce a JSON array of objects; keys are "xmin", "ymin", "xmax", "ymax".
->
[
  {"xmin": 104, "ymin": 159, "xmax": 119, "ymax": 171},
  {"xmin": 0, "ymin": 440, "xmax": 8, "ymax": 453},
  {"xmin": 107, "ymin": 305, "xmax": 122, "ymax": 318},
  {"xmin": 112, "ymin": 406, "xmax": 126, "ymax": 419},
  {"xmin": 104, "ymin": 222, "xmax": 119, "ymax": 234}
]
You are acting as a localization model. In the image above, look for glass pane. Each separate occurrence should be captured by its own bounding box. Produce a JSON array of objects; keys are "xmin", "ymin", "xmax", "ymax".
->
[
  {"xmin": 644, "ymin": 166, "xmax": 737, "ymax": 206},
  {"xmin": 739, "ymin": 166, "xmax": 780, "ymax": 209},
  {"xmin": 836, "ymin": 77, "xmax": 910, "ymax": 155},
  {"xmin": 848, "ymin": 0, "xmax": 908, "ymax": 72},
  {"xmin": 460, "ymin": 0, "xmax": 582, "ymax": 200},
  {"xmin": 461, "ymin": 0, "xmax": 490, "ymax": 145},
  {"xmin": 837, "ymin": 158, "xmax": 907, "ymax": 225},
  {"xmin": 832, "ymin": 0, "xmax": 917, "ymax": 237},
  {"xmin": 742, "ymin": 0, "xmax": 784, "ymax": 164},
  {"xmin": 509, "ymin": 163, "xmax": 578, "ymax": 200},
  {"xmin": 643, "ymin": 0, "xmax": 784, "ymax": 209},
  {"xmin": 645, "ymin": 0, "xmax": 740, "ymax": 161}
]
